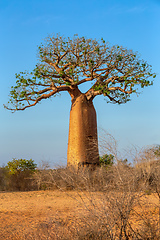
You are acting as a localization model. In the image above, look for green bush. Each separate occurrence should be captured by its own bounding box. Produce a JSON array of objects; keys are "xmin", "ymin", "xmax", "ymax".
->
[
  {"xmin": 5, "ymin": 158, "xmax": 37, "ymax": 191},
  {"xmin": 6, "ymin": 158, "xmax": 37, "ymax": 174},
  {"xmin": 99, "ymin": 154, "xmax": 114, "ymax": 167}
]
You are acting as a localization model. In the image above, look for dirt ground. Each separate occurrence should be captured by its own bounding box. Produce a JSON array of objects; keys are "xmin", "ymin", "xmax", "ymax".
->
[
  {"xmin": 0, "ymin": 190, "xmax": 88, "ymax": 239},
  {"xmin": 0, "ymin": 190, "xmax": 159, "ymax": 239}
]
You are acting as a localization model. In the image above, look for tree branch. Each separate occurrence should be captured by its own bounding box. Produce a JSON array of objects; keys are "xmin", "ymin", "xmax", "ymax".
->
[{"xmin": 5, "ymin": 85, "xmax": 71, "ymax": 112}]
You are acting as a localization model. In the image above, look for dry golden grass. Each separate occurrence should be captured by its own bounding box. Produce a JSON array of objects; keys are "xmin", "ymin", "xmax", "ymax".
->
[
  {"xmin": 0, "ymin": 190, "xmax": 85, "ymax": 239},
  {"xmin": 0, "ymin": 190, "xmax": 159, "ymax": 239}
]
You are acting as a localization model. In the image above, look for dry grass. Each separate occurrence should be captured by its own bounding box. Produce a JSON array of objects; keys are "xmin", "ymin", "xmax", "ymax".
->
[
  {"xmin": 1, "ymin": 138, "xmax": 160, "ymax": 239},
  {"xmin": 0, "ymin": 190, "xmax": 159, "ymax": 239},
  {"xmin": 0, "ymin": 190, "xmax": 85, "ymax": 239}
]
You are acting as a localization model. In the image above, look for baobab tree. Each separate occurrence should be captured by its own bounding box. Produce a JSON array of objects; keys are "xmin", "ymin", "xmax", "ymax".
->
[{"xmin": 5, "ymin": 34, "xmax": 156, "ymax": 167}]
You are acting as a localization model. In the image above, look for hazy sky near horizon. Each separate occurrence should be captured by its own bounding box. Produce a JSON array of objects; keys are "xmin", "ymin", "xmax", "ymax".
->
[{"xmin": 0, "ymin": 0, "xmax": 160, "ymax": 167}]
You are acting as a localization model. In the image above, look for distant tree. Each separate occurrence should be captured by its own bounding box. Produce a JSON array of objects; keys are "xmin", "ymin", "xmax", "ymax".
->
[
  {"xmin": 6, "ymin": 158, "xmax": 37, "ymax": 174},
  {"xmin": 5, "ymin": 158, "xmax": 37, "ymax": 190},
  {"xmin": 4, "ymin": 34, "xmax": 156, "ymax": 167}
]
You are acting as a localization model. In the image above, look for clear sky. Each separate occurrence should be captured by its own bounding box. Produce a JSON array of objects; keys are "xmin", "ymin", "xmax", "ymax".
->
[{"xmin": 0, "ymin": 0, "xmax": 160, "ymax": 167}]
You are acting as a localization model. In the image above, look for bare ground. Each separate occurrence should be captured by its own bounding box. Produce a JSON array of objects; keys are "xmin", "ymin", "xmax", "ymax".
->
[
  {"xmin": 0, "ymin": 190, "xmax": 88, "ymax": 239},
  {"xmin": 0, "ymin": 190, "xmax": 159, "ymax": 239}
]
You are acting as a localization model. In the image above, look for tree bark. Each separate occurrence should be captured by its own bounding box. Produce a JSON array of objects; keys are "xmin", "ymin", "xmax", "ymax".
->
[{"xmin": 67, "ymin": 92, "xmax": 99, "ymax": 168}]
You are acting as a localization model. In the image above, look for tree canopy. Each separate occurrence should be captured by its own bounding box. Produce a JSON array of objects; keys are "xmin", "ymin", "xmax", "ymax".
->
[
  {"xmin": 5, "ymin": 34, "xmax": 156, "ymax": 111},
  {"xmin": 6, "ymin": 158, "xmax": 37, "ymax": 175}
]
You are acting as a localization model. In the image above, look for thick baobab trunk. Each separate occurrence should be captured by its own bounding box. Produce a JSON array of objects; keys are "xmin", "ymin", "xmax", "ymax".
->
[{"xmin": 67, "ymin": 92, "xmax": 99, "ymax": 167}]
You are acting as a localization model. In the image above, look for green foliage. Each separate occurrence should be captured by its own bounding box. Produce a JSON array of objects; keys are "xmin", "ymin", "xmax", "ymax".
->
[
  {"xmin": 153, "ymin": 145, "xmax": 160, "ymax": 157},
  {"xmin": 4, "ymin": 34, "xmax": 156, "ymax": 111},
  {"xmin": 99, "ymin": 154, "xmax": 114, "ymax": 167},
  {"xmin": 6, "ymin": 158, "xmax": 37, "ymax": 175},
  {"xmin": 4, "ymin": 159, "xmax": 37, "ymax": 191}
]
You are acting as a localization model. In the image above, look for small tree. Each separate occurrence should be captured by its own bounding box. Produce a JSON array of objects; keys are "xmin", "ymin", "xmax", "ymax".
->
[
  {"xmin": 4, "ymin": 34, "xmax": 156, "ymax": 167},
  {"xmin": 5, "ymin": 158, "xmax": 37, "ymax": 190}
]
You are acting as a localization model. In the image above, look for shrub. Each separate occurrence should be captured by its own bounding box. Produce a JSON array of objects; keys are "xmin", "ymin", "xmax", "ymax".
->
[
  {"xmin": 5, "ymin": 158, "xmax": 37, "ymax": 191},
  {"xmin": 99, "ymin": 154, "xmax": 114, "ymax": 167},
  {"xmin": 25, "ymin": 158, "xmax": 160, "ymax": 240},
  {"xmin": 0, "ymin": 167, "xmax": 8, "ymax": 191}
]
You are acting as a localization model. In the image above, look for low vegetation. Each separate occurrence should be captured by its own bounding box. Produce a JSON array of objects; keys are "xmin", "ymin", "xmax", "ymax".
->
[
  {"xmin": 0, "ymin": 144, "xmax": 160, "ymax": 239},
  {"xmin": 0, "ymin": 158, "xmax": 37, "ymax": 191}
]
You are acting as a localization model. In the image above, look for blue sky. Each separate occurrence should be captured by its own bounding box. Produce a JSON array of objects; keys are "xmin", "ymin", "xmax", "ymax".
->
[{"xmin": 0, "ymin": 0, "xmax": 160, "ymax": 167}]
